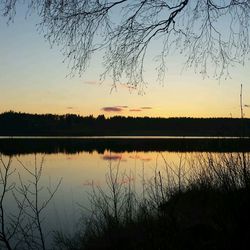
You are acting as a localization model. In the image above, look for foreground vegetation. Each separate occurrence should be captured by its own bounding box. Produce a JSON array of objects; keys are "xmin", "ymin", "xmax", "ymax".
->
[
  {"xmin": 0, "ymin": 155, "xmax": 62, "ymax": 250},
  {"xmin": 55, "ymin": 153, "xmax": 250, "ymax": 250},
  {"xmin": 1, "ymin": 153, "xmax": 250, "ymax": 249}
]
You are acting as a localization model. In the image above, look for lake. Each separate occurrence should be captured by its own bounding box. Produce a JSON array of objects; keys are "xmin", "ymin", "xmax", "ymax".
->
[{"xmin": 0, "ymin": 137, "xmax": 250, "ymax": 248}]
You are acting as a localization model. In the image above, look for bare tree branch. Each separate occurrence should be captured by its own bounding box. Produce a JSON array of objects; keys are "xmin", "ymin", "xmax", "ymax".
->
[
  {"xmin": 1, "ymin": 0, "xmax": 250, "ymax": 90},
  {"xmin": 0, "ymin": 154, "xmax": 62, "ymax": 249}
]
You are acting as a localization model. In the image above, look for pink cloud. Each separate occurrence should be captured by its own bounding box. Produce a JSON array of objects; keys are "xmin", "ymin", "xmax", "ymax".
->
[
  {"xmin": 129, "ymin": 109, "xmax": 142, "ymax": 112},
  {"xmin": 102, "ymin": 107, "xmax": 123, "ymax": 112}
]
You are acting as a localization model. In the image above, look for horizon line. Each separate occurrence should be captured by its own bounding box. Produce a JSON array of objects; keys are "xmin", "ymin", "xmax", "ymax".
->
[{"xmin": 0, "ymin": 110, "xmax": 247, "ymax": 119}]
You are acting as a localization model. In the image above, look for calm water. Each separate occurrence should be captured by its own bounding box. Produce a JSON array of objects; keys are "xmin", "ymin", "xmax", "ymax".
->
[{"xmin": 1, "ymin": 137, "xmax": 250, "ymax": 248}]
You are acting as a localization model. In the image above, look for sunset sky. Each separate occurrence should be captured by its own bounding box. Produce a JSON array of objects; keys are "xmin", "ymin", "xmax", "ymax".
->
[{"xmin": 1, "ymin": 6, "xmax": 249, "ymax": 118}]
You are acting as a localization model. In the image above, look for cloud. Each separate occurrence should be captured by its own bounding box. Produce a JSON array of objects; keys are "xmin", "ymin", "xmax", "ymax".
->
[
  {"xmin": 129, "ymin": 109, "xmax": 142, "ymax": 112},
  {"xmin": 66, "ymin": 106, "xmax": 74, "ymax": 110},
  {"xmin": 117, "ymin": 106, "xmax": 128, "ymax": 108},
  {"xmin": 101, "ymin": 106, "xmax": 129, "ymax": 112},
  {"xmin": 141, "ymin": 107, "xmax": 153, "ymax": 110},
  {"xmin": 101, "ymin": 105, "xmax": 150, "ymax": 113},
  {"xmin": 101, "ymin": 106, "xmax": 123, "ymax": 112}
]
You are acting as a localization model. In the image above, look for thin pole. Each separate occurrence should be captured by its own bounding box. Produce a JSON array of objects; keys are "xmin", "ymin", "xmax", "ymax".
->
[{"xmin": 240, "ymin": 84, "xmax": 244, "ymax": 119}]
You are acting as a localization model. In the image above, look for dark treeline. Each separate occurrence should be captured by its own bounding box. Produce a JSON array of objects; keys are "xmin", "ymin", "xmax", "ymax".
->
[{"xmin": 0, "ymin": 111, "xmax": 250, "ymax": 136}]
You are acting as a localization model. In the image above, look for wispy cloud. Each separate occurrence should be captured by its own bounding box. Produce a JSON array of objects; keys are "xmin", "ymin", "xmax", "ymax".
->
[
  {"xmin": 101, "ymin": 105, "xmax": 151, "ymax": 113},
  {"xmin": 141, "ymin": 106, "xmax": 153, "ymax": 110},
  {"xmin": 101, "ymin": 106, "xmax": 124, "ymax": 112},
  {"xmin": 117, "ymin": 106, "xmax": 129, "ymax": 108},
  {"xmin": 66, "ymin": 106, "xmax": 74, "ymax": 110},
  {"xmin": 129, "ymin": 109, "xmax": 142, "ymax": 112},
  {"xmin": 101, "ymin": 106, "xmax": 129, "ymax": 112}
]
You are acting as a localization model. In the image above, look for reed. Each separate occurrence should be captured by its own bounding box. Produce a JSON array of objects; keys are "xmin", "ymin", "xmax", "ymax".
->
[{"xmin": 55, "ymin": 152, "xmax": 250, "ymax": 250}]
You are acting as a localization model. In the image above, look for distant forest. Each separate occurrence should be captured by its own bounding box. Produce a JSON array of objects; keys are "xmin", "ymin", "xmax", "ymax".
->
[{"xmin": 0, "ymin": 111, "xmax": 249, "ymax": 136}]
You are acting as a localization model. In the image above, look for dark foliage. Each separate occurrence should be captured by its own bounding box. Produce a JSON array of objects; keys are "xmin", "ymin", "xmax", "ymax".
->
[
  {"xmin": 0, "ymin": 111, "xmax": 250, "ymax": 136},
  {"xmin": 55, "ymin": 153, "xmax": 250, "ymax": 250}
]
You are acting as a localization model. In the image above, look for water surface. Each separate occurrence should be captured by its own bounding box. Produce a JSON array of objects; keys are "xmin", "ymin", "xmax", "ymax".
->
[{"xmin": 1, "ymin": 137, "xmax": 249, "ymax": 247}]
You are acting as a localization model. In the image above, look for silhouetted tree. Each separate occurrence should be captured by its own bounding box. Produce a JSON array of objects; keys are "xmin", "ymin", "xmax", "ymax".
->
[
  {"xmin": 1, "ymin": 1, "xmax": 249, "ymax": 89},
  {"xmin": 1, "ymin": 111, "xmax": 250, "ymax": 136}
]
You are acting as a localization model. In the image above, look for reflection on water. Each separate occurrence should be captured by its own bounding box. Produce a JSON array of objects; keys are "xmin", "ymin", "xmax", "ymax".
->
[
  {"xmin": 0, "ymin": 151, "xmax": 192, "ymax": 235},
  {"xmin": 1, "ymin": 137, "xmax": 250, "ymax": 155},
  {"xmin": 1, "ymin": 138, "xmax": 250, "ymax": 248},
  {"xmin": 1, "ymin": 136, "xmax": 249, "ymax": 139}
]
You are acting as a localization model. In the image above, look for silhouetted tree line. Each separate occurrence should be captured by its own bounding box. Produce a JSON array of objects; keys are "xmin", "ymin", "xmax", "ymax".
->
[{"xmin": 0, "ymin": 111, "xmax": 249, "ymax": 136}]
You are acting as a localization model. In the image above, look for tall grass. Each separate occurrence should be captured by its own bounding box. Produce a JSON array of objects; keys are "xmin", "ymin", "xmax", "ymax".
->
[{"xmin": 55, "ymin": 152, "xmax": 250, "ymax": 250}]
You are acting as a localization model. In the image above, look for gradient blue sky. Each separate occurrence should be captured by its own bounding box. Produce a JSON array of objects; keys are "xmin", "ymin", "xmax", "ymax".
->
[{"xmin": 0, "ymin": 7, "xmax": 249, "ymax": 118}]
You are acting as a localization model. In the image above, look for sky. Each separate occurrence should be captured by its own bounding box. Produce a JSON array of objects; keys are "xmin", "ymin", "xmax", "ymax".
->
[{"xmin": 0, "ymin": 6, "xmax": 250, "ymax": 118}]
